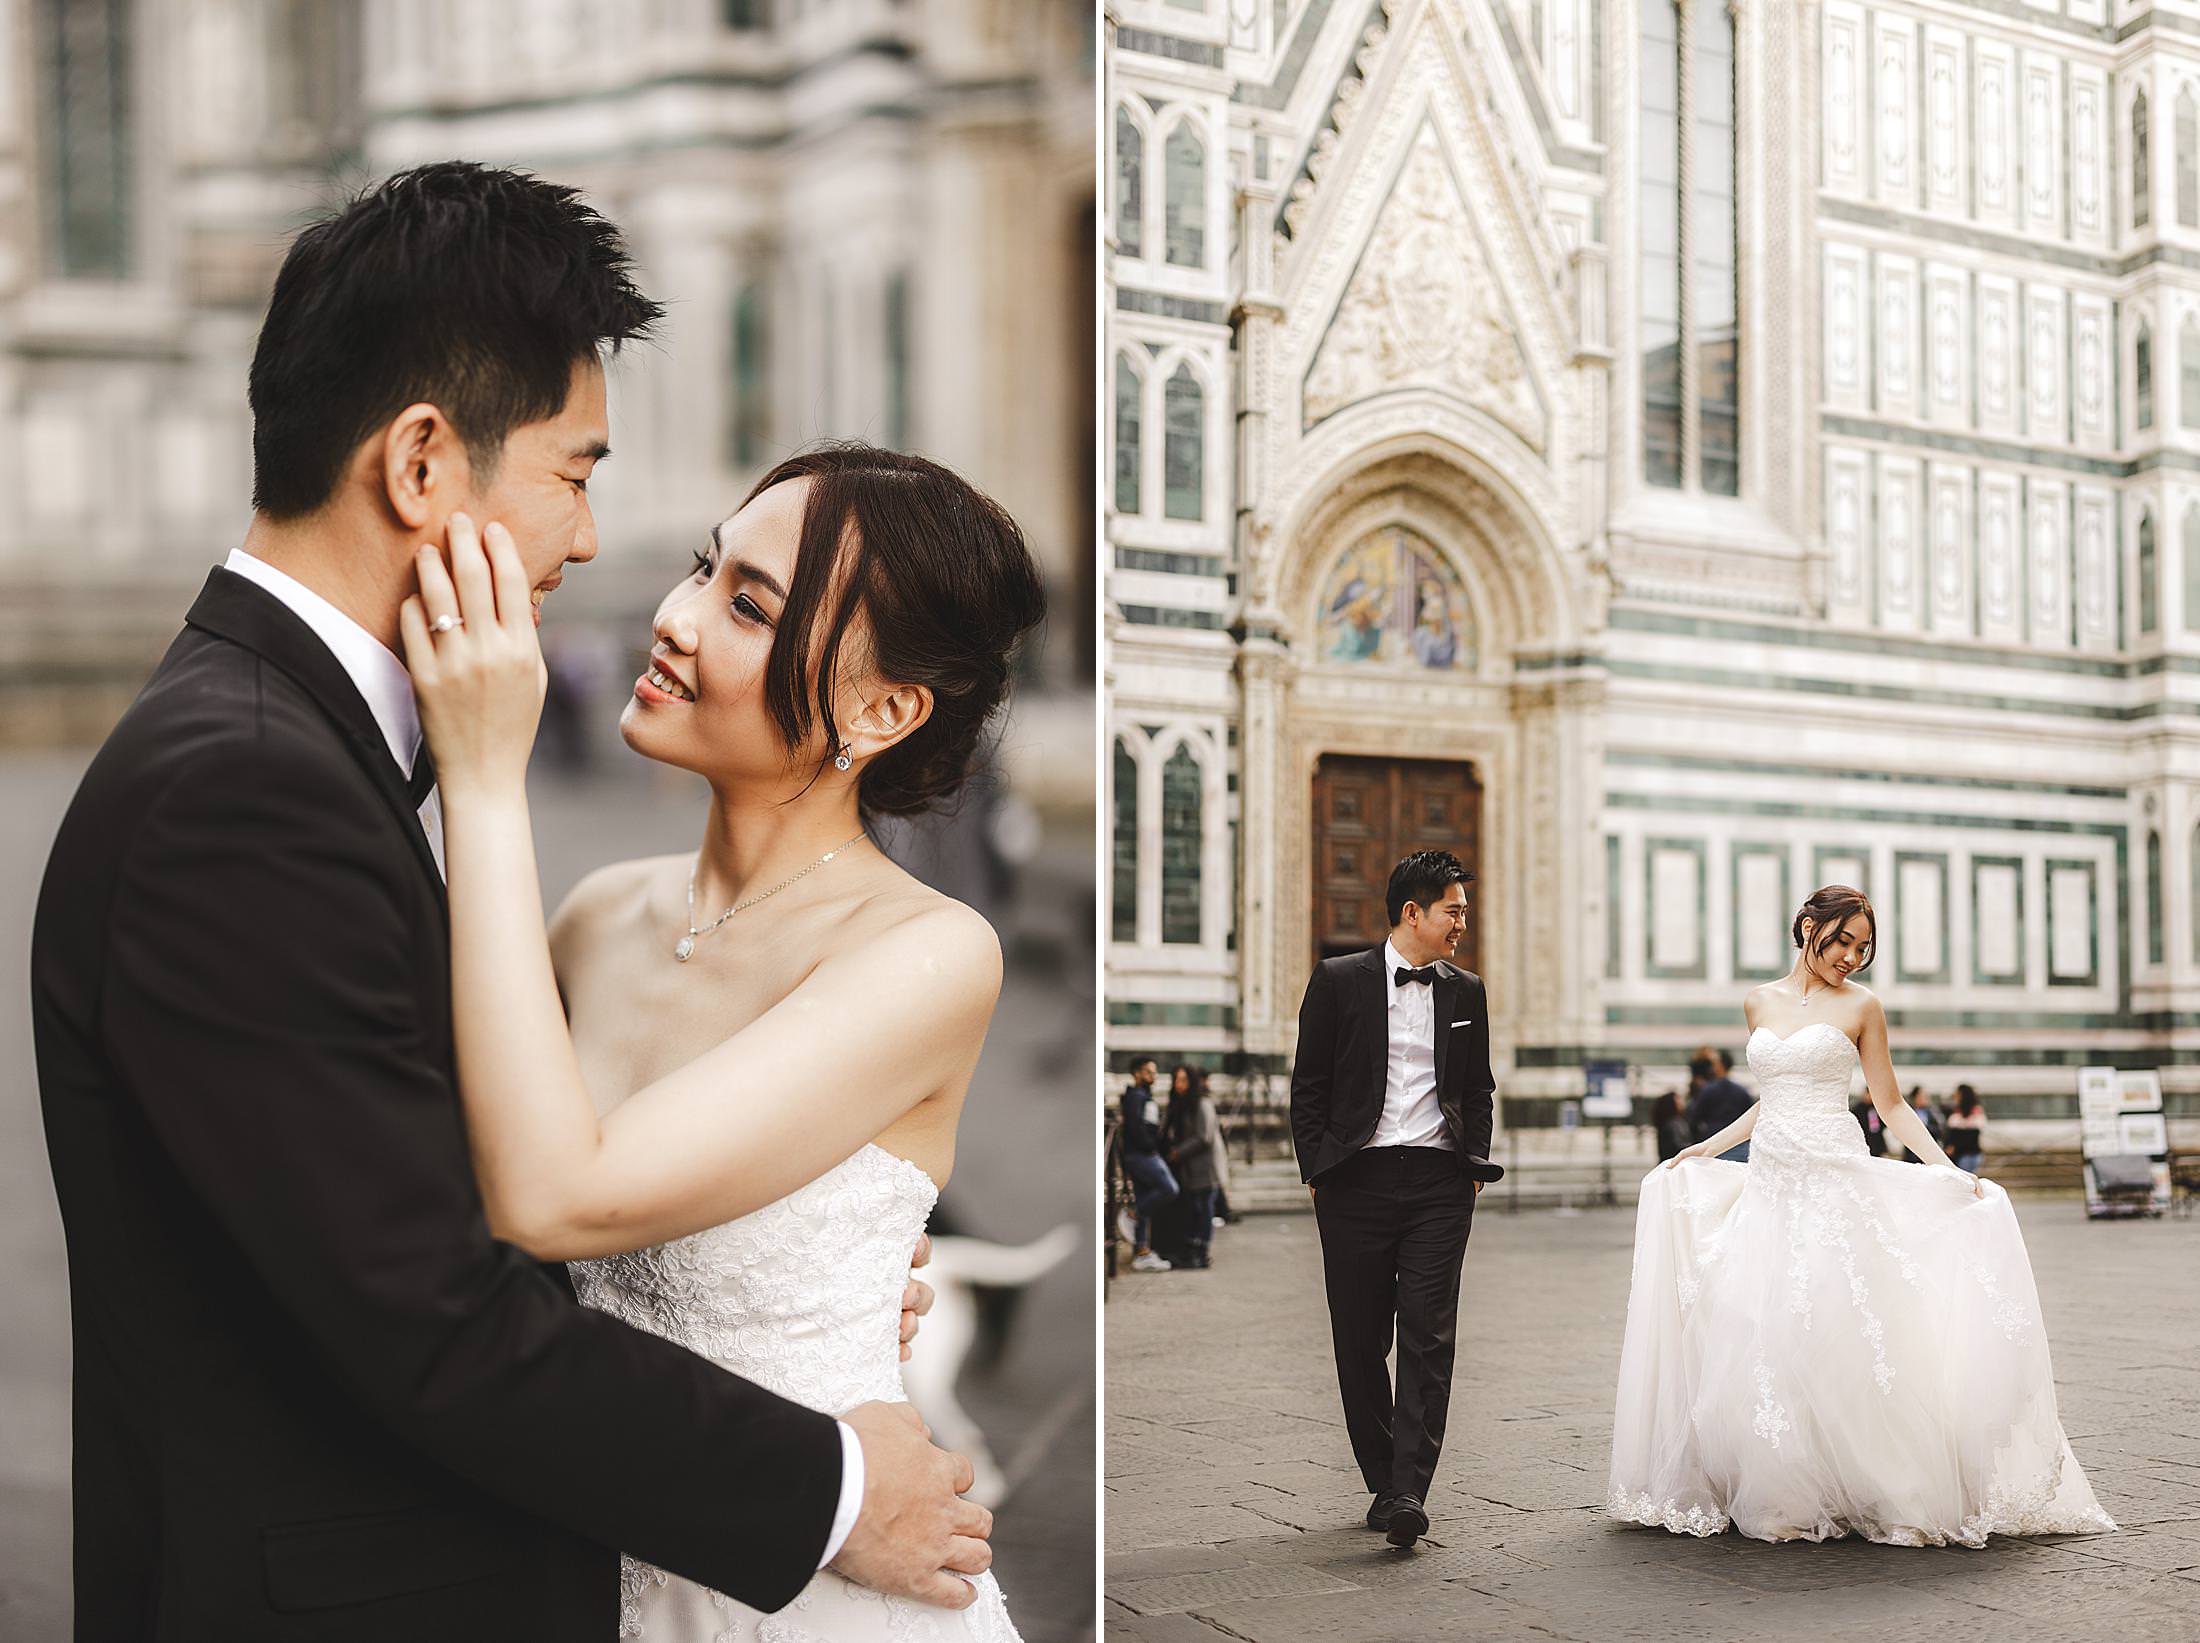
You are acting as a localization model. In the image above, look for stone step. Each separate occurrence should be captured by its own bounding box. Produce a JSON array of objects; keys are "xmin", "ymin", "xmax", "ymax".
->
[{"xmin": 1216, "ymin": 1152, "xmax": 2094, "ymax": 1215}]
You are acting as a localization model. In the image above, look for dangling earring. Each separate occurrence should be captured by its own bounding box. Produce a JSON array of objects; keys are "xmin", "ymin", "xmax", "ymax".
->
[{"xmin": 833, "ymin": 742, "xmax": 853, "ymax": 772}]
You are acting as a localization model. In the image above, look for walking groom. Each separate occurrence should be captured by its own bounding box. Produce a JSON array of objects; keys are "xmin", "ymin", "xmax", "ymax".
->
[{"xmin": 1289, "ymin": 850, "xmax": 1503, "ymax": 1548}]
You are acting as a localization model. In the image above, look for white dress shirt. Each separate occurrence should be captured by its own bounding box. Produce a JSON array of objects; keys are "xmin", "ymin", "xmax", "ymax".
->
[
  {"xmin": 218, "ymin": 550, "xmax": 866, "ymax": 1569},
  {"xmin": 1370, "ymin": 938, "xmax": 1455, "ymax": 1151}
]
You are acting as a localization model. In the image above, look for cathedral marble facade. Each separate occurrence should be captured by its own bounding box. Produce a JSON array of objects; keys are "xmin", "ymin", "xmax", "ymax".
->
[
  {"xmin": 1106, "ymin": 0, "xmax": 2200, "ymax": 1118},
  {"xmin": 0, "ymin": 0, "xmax": 1093, "ymax": 752}
]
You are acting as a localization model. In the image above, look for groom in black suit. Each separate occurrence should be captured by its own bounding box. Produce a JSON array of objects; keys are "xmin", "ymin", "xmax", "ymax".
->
[
  {"xmin": 31, "ymin": 164, "xmax": 981, "ymax": 1640},
  {"xmin": 1290, "ymin": 849, "xmax": 1502, "ymax": 1548}
]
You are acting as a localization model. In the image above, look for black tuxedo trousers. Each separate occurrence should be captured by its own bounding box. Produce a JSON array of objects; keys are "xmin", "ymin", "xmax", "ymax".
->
[
  {"xmin": 31, "ymin": 569, "xmax": 841, "ymax": 1640},
  {"xmin": 1312, "ymin": 1146, "xmax": 1476, "ymax": 1501}
]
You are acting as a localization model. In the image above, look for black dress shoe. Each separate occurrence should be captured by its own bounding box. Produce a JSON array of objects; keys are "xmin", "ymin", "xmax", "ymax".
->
[
  {"xmin": 1385, "ymin": 1495, "xmax": 1429, "ymax": 1548},
  {"xmin": 1365, "ymin": 1493, "xmax": 1398, "ymax": 1530}
]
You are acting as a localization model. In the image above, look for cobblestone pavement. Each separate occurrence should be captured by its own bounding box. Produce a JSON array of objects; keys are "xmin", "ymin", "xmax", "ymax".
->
[
  {"xmin": 1, "ymin": 749, "xmax": 1095, "ymax": 1641},
  {"xmin": 1106, "ymin": 1201, "xmax": 2200, "ymax": 1643}
]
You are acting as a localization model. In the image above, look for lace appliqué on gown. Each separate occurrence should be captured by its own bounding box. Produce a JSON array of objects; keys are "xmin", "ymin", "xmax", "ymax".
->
[
  {"xmin": 1606, "ymin": 1022, "xmax": 2117, "ymax": 1548},
  {"xmin": 573, "ymin": 1146, "xmax": 1025, "ymax": 1642}
]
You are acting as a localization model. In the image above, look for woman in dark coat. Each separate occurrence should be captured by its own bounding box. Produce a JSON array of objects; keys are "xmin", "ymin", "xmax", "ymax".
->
[
  {"xmin": 1944, "ymin": 1085, "xmax": 1986, "ymax": 1175},
  {"xmin": 1651, "ymin": 1089, "xmax": 1692, "ymax": 1163},
  {"xmin": 1157, "ymin": 1064, "xmax": 1225, "ymax": 1269}
]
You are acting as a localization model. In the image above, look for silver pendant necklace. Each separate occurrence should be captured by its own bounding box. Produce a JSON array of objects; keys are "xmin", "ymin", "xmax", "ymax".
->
[{"xmin": 675, "ymin": 830, "xmax": 869, "ymax": 962}]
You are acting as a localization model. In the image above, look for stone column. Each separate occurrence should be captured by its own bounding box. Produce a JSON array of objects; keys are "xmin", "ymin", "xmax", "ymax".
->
[
  {"xmin": 1569, "ymin": 242, "xmax": 1613, "ymax": 558},
  {"xmin": 1232, "ymin": 174, "xmax": 1286, "ymax": 1055},
  {"xmin": 1236, "ymin": 628, "xmax": 1288, "ymax": 1053},
  {"xmin": 1233, "ymin": 175, "xmax": 1279, "ymax": 610}
]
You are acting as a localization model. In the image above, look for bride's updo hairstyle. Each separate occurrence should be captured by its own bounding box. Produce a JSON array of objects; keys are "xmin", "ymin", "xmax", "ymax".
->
[
  {"xmin": 1792, "ymin": 884, "xmax": 1876, "ymax": 971},
  {"xmin": 742, "ymin": 442, "xmax": 1046, "ymax": 818}
]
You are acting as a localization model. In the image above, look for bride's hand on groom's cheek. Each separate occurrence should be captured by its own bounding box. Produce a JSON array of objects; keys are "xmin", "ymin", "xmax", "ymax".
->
[
  {"xmin": 397, "ymin": 513, "xmax": 548, "ymax": 795},
  {"xmin": 834, "ymin": 1401, "xmax": 993, "ymax": 1609}
]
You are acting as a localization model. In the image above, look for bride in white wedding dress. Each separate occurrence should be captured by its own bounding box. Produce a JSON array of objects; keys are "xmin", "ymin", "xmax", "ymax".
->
[
  {"xmin": 402, "ymin": 445, "xmax": 1044, "ymax": 1638},
  {"xmin": 1608, "ymin": 885, "xmax": 2116, "ymax": 1548}
]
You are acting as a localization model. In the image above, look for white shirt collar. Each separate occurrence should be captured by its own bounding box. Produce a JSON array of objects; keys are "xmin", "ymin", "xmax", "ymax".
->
[
  {"xmin": 223, "ymin": 548, "xmax": 421, "ymax": 777},
  {"xmin": 1383, "ymin": 938, "xmax": 1407, "ymax": 1009}
]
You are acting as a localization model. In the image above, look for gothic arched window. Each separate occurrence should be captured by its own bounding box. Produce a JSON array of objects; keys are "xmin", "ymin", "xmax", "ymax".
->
[
  {"xmin": 2141, "ymin": 510, "xmax": 2159, "ymax": 636},
  {"xmin": 35, "ymin": 0, "xmax": 135, "ymax": 277},
  {"xmin": 2139, "ymin": 322, "xmax": 2156, "ymax": 430},
  {"xmin": 729, "ymin": 283, "xmax": 770, "ymax": 467},
  {"xmin": 1163, "ymin": 364, "xmax": 1203, "ymax": 521},
  {"xmin": 2189, "ymin": 820, "xmax": 2200, "ymax": 961},
  {"xmin": 1639, "ymin": 0, "xmax": 1681, "ymax": 489},
  {"xmin": 2184, "ymin": 507, "xmax": 2200, "ymax": 633},
  {"xmin": 1164, "ymin": 122, "xmax": 1205, "ymax": 268},
  {"xmin": 1114, "ymin": 353, "xmax": 1142, "ymax": 515},
  {"xmin": 1160, "ymin": 744, "xmax": 1203, "ymax": 945},
  {"xmin": 2184, "ymin": 317, "xmax": 2200, "ymax": 431},
  {"xmin": 884, "ymin": 271, "xmax": 910, "ymax": 449},
  {"xmin": 1113, "ymin": 106, "xmax": 1144, "ymax": 259},
  {"xmin": 1638, "ymin": 0, "xmax": 1738, "ymax": 496},
  {"xmin": 1111, "ymin": 739, "xmax": 1138, "ymax": 943},
  {"xmin": 2137, "ymin": 87, "xmax": 2153, "ymax": 230},
  {"xmin": 2149, "ymin": 828, "xmax": 2165, "ymax": 966},
  {"xmin": 2180, "ymin": 87, "xmax": 2199, "ymax": 227}
]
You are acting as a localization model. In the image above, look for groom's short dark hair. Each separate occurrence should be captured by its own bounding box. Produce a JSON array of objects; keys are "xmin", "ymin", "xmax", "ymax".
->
[
  {"xmin": 1385, "ymin": 849, "xmax": 1472, "ymax": 927},
  {"xmin": 248, "ymin": 161, "xmax": 662, "ymax": 519}
]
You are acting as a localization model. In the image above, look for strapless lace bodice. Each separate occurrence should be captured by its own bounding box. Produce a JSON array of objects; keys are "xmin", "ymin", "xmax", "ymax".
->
[
  {"xmin": 570, "ymin": 1143, "xmax": 936, "ymax": 1415},
  {"xmin": 569, "ymin": 1146, "xmax": 1023, "ymax": 1641},
  {"xmin": 1744, "ymin": 1022, "xmax": 1871, "ymax": 1169}
]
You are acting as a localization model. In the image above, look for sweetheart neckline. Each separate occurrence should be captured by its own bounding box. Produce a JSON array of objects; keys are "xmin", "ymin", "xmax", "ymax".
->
[
  {"xmin": 1748, "ymin": 1021, "xmax": 1857, "ymax": 1050},
  {"xmin": 858, "ymin": 1141, "xmax": 943, "ymax": 1201}
]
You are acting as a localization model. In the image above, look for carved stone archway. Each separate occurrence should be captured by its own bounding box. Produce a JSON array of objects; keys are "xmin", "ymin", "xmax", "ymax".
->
[{"xmin": 1237, "ymin": 446, "xmax": 1606, "ymax": 1100}]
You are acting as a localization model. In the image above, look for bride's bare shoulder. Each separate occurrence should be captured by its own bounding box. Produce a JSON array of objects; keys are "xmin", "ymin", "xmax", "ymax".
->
[
  {"xmin": 847, "ymin": 878, "xmax": 1003, "ymax": 994},
  {"xmin": 550, "ymin": 854, "xmax": 685, "ymax": 950}
]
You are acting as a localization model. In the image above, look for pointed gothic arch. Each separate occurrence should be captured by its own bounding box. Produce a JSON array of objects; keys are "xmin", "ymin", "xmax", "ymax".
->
[
  {"xmin": 1113, "ymin": 102, "xmax": 1147, "ymax": 259},
  {"xmin": 1162, "ymin": 117, "xmax": 1207, "ymax": 269}
]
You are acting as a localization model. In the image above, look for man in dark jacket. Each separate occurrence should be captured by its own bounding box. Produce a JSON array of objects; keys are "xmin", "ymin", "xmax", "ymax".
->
[
  {"xmin": 1118, "ymin": 1058, "xmax": 1179, "ymax": 1270},
  {"xmin": 1687, "ymin": 1048, "xmax": 1754, "ymax": 1162},
  {"xmin": 1288, "ymin": 851, "xmax": 1504, "ymax": 1550}
]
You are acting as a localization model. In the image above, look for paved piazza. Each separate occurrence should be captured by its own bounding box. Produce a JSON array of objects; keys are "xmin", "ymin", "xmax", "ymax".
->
[{"xmin": 1106, "ymin": 1202, "xmax": 2200, "ymax": 1643}]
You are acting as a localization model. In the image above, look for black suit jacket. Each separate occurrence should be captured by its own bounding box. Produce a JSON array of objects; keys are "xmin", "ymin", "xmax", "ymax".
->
[
  {"xmin": 32, "ymin": 569, "xmax": 841, "ymax": 1640},
  {"xmin": 1287, "ymin": 946, "xmax": 1503, "ymax": 1186},
  {"xmin": 1687, "ymin": 1076, "xmax": 1754, "ymax": 1145}
]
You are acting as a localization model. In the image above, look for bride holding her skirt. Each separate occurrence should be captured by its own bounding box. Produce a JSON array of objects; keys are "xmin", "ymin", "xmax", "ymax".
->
[{"xmin": 1607, "ymin": 885, "xmax": 2117, "ymax": 1548}]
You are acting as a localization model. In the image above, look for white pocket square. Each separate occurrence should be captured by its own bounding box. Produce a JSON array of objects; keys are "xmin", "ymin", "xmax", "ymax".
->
[{"xmin": 1451, "ymin": 1018, "xmax": 1474, "ymax": 1028}]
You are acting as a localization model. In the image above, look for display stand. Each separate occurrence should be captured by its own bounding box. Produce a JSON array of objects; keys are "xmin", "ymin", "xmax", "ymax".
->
[
  {"xmin": 1582, "ymin": 1059, "xmax": 1632, "ymax": 1210},
  {"xmin": 2078, "ymin": 1065, "xmax": 2170, "ymax": 1218}
]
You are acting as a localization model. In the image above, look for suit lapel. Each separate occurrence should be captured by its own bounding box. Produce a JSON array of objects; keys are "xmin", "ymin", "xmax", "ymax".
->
[
  {"xmin": 1433, "ymin": 965, "xmax": 1458, "ymax": 1095},
  {"xmin": 184, "ymin": 568, "xmax": 448, "ymax": 909},
  {"xmin": 1361, "ymin": 945, "xmax": 1389, "ymax": 1095}
]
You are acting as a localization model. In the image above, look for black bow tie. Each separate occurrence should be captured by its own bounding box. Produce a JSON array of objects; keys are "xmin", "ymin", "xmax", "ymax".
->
[
  {"xmin": 1394, "ymin": 965, "xmax": 1439, "ymax": 988},
  {"xmin": 405, "ymin": 739, "xmax": 437, "ymax": 808}
]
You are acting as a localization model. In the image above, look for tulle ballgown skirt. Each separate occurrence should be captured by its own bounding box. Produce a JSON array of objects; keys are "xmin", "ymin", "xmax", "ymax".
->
[{"xmin": 1607, "ymin": 1145, "xmax": 2117, "ymax": 1547}]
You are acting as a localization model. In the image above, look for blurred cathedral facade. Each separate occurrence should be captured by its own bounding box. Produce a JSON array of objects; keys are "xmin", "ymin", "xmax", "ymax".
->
[
  {"xmin": 0, "ymin": 0, "xmax": 1094, "ymax": 754},
  {"xmin": 1106, "ymin": 0, "xmax": 2200, "ymax": 1114}
]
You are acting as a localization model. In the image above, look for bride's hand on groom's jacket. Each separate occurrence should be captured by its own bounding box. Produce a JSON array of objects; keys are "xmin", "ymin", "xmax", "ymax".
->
[
  {"xmin": 834, "ymin": 1400, "xmax": 993, "ymax": 1609},
  {"xmin": 399, "ymin": 512, "xmax": 548, "ymax": 797}
]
